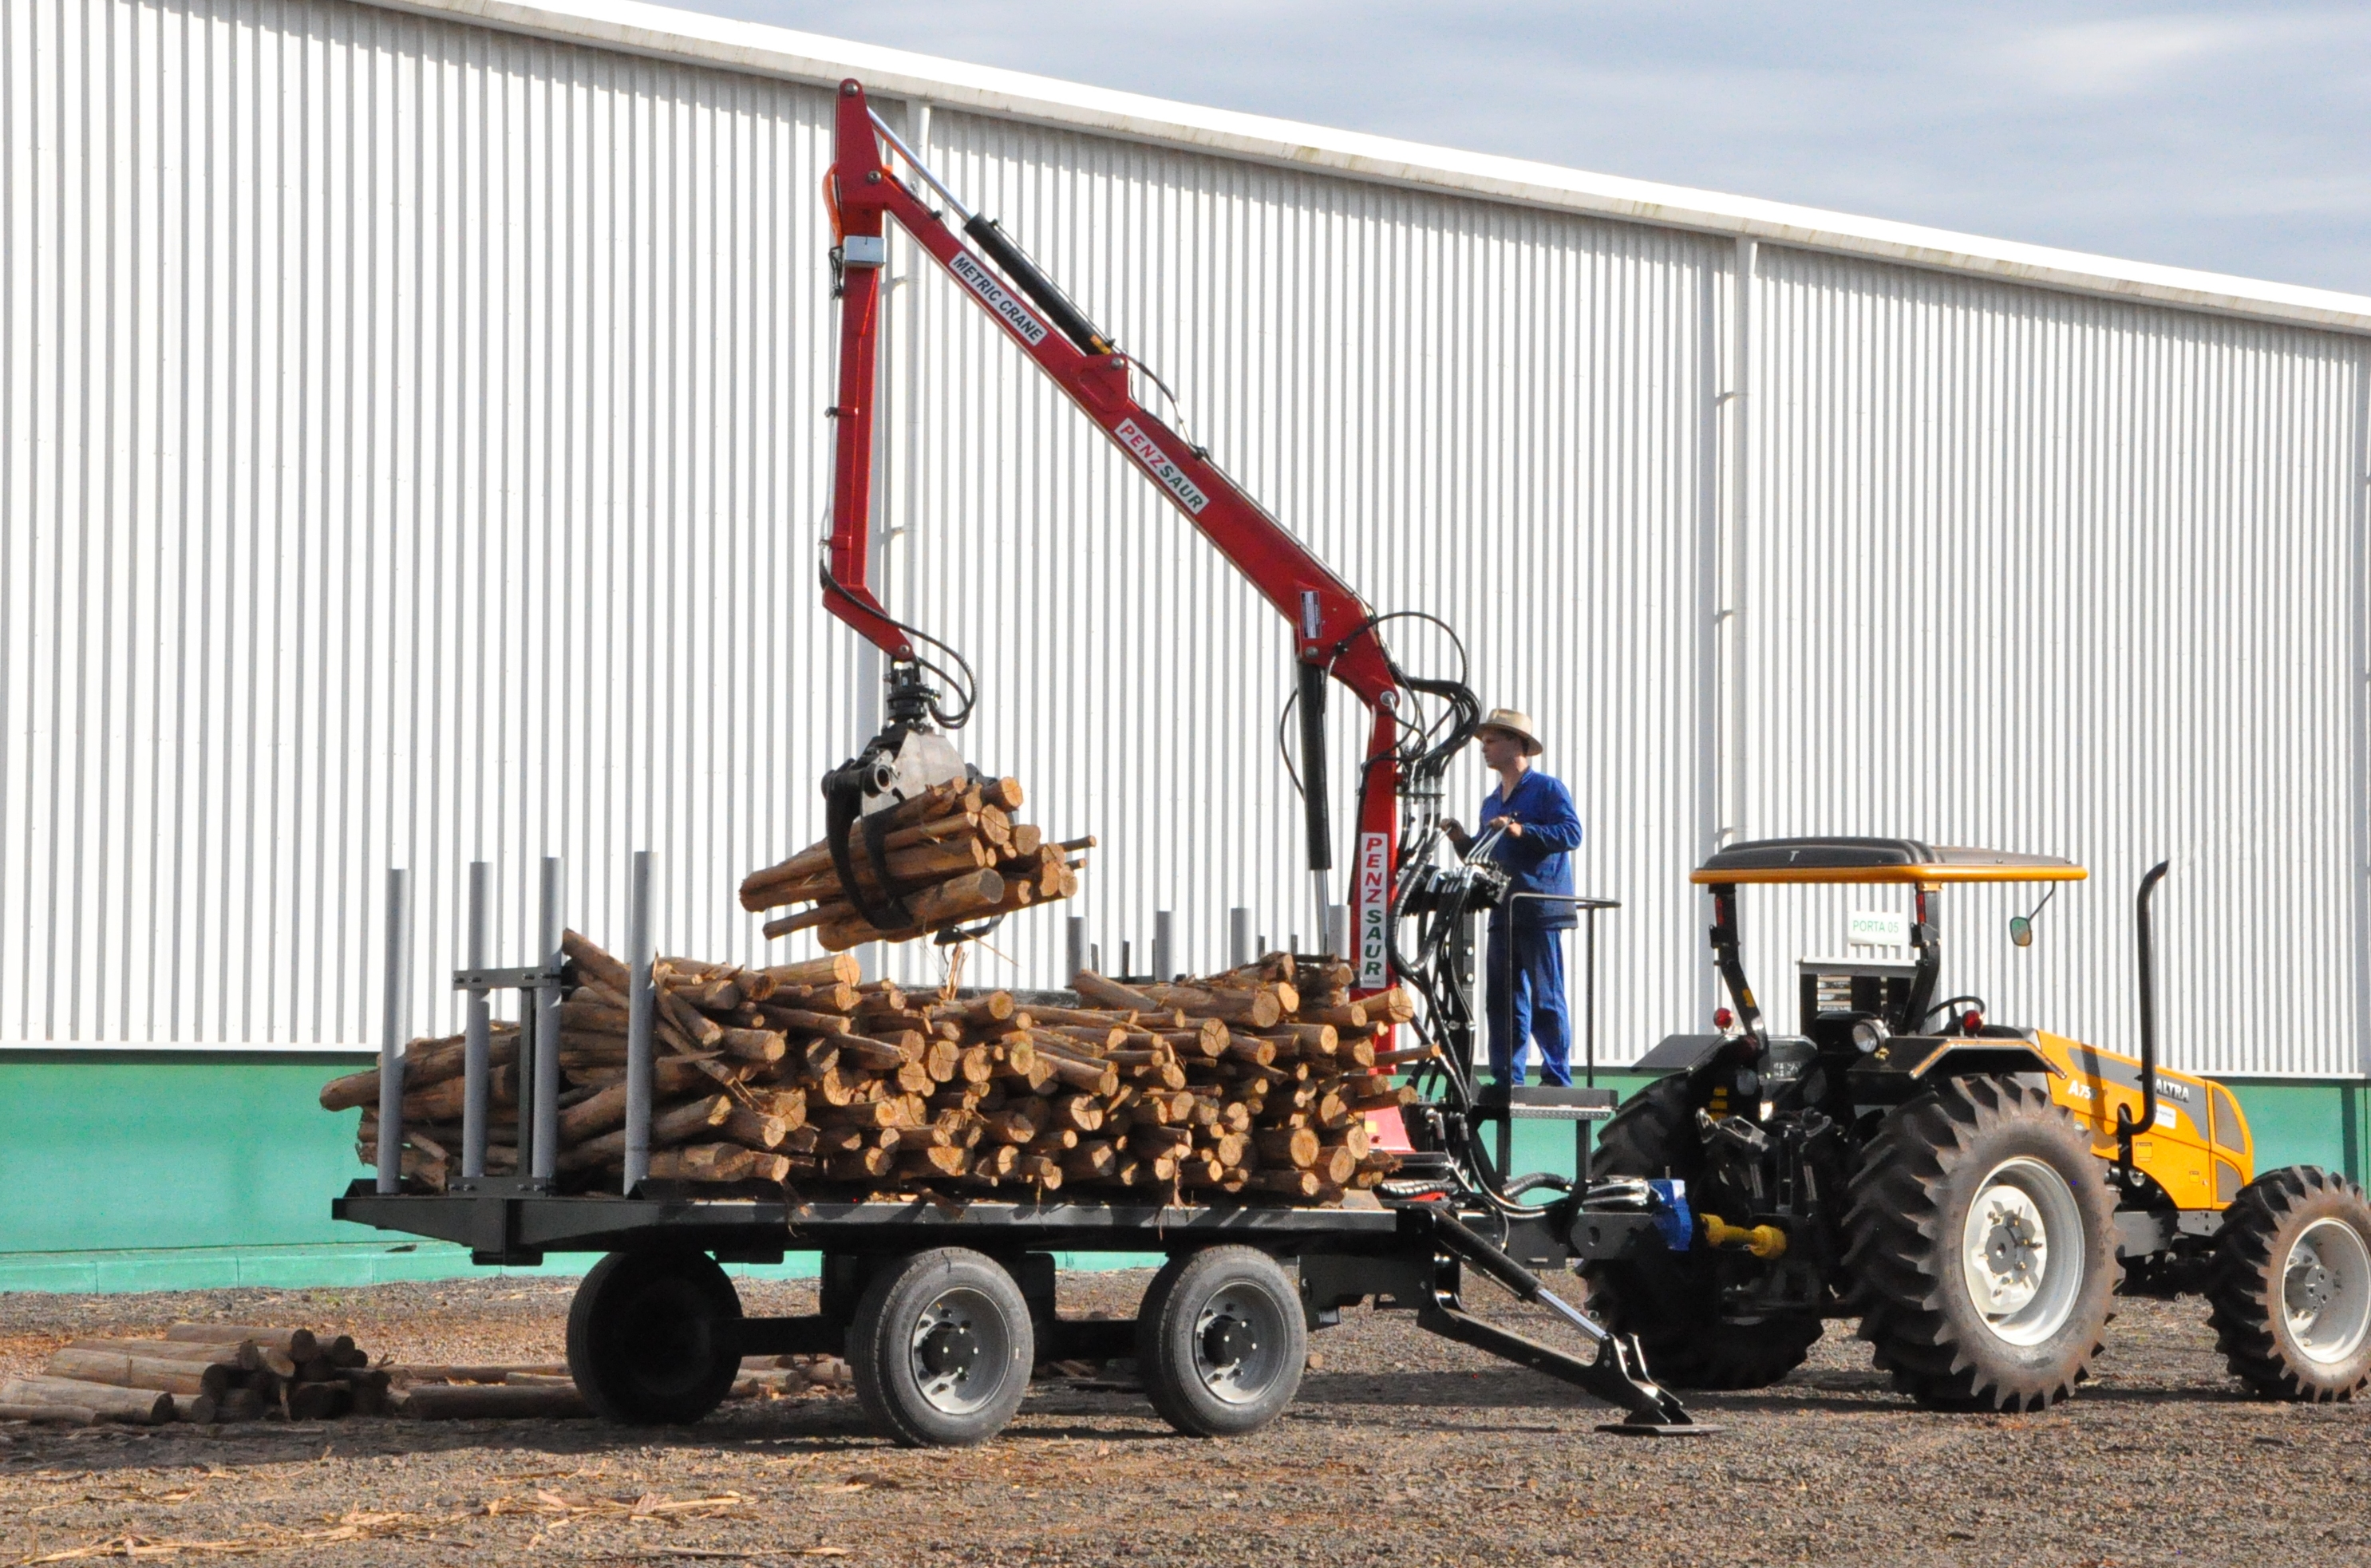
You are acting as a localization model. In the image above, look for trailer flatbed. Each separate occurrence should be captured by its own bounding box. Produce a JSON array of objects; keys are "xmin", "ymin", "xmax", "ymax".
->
[{"xmin": 333, "ymin": 1182, "xmax": 1698, "ymax": 1442}]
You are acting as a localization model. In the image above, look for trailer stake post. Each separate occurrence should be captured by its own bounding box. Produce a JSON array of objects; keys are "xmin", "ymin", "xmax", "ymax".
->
[
  {"xmin": 1228, "ymin": 907, "xmax": 1251, "ymax": 969},
  {"xmin": 528, "ymin": 857, "xmax": 564, "ymax": 1182},
  {"xmin": 373, "ymin": 869, "xmax": 412, "ymax": 1195},
  {"xmin": 623, "ymin": 849, "xmax": 657, "ymax": 1194},
  {"xmin": 460, "ymin": 861, "xmax": 492, "ymax": 1182}
]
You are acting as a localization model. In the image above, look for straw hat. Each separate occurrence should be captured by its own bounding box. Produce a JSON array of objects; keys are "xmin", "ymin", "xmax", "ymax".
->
[{"xmin": 1476, "ymin": 708, "xmax": 1543, "ymax": 756}]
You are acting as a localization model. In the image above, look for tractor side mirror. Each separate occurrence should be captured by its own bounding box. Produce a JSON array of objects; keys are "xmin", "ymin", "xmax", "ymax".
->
[{"xmin": 2009, "ymin": 883, "xmax": 2059, "ymax": 950}]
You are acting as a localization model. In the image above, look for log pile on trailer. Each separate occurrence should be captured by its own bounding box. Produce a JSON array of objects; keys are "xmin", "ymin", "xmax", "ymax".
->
[
  {"xmin": 1, "ymin": 1325, "xmax": 388, "ymax": 1424},
  {"xmin": 334, "ymin": 944, "xmax": 1413, "ymax": 1202},
  {"xmin": 737, "ymin": 776, "xmax": 1087, "ymax": 949}
]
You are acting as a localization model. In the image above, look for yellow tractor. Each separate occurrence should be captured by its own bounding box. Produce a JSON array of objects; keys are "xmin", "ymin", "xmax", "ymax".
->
[{"xmin": 1581, "ymin": 838, "xmax": 2371, "ymax": 1409}]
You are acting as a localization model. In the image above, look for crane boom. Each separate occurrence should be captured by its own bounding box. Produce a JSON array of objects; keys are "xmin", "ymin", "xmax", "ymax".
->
[{"xmin": 821, "ymin": 77, "xmax": 1472, "ymax": 993}]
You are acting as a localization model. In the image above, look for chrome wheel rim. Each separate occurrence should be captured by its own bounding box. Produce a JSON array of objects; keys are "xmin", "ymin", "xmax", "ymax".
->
[
  {"xmin": 1960, "ymin": 1156, "xmax": 2085, "ymax": 1347},
  {"xmin": 2282, "ymin": 1217, "xmax": 2371, "ymax": 1366},
  {"xmin": 1191, "ymin": 1286, "xmax": 1290, "ymax": 1406},
  {"xmin": 906, "ymin": 1287, "xmax": 1010, "ymax": 1415}
]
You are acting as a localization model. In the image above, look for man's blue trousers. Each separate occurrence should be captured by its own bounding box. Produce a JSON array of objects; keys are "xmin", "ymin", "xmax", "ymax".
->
[{"xmin": 1485, "ymin": 922, "xmax": 1571, "ymax": 1087}]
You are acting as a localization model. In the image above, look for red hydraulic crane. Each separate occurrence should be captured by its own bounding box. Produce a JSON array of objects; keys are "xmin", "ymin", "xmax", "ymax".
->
[{"xmin": 816, "ymin": 77, "xmax": 1498, "ymax": 1081}]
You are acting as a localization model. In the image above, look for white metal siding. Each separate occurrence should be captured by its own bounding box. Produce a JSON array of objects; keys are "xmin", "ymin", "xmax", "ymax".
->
[{"xmin": 3, "ymin": 0, "xmax": 2364, "ymax": 1080}]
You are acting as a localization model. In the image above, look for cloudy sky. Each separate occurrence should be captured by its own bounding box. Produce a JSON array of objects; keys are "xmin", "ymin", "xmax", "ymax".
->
[{"xmin": 676, "ymin": 1, "xmax": 2371, "ymax": 294}]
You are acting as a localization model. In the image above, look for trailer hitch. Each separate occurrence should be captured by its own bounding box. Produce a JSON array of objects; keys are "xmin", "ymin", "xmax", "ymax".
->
[{"xmin": 1411, "ymin": 1208, "xmax": 1713, "ymax": 1435}]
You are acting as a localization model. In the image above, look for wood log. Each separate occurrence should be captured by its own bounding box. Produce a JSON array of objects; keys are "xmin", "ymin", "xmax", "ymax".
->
[
  {"xmin": 713, "ymin": 1027, "xmax": 788, "ymax": 1064},
  {"xmin": 1363, "ymin": 986, "xmax": 1419, "ymax": 1024},
  {"xmin": 827, "ymin": 1148, "xmax": 895, "ymax": 1182},
  {"xmin": 1071, "ymin": 971, "xmax": 1164, "ymax": 1011},
  {"xmin": 0, "ymin": 1400, "xmax": 97, "ymax": 1424},
  {"xmin": 802, "ymin": 870, "xmax": 1009, "ymax": 949},
  {"xmin": 898, "ymin": 1146, "xmax": 974, "ymax": 1179},
  {"xmin": 61, "ymin": 1337, "xmax": 260, "ymax": 1371},
  {"xmin": 647, "ymin": 1143, "xmax": 757, "ymax": 1182},
  {"xmin": 1249, "ymin": 1168, "xmax": 1323, "ymax": 1200},
  {"xmin": 166, "ymin": 1325, "xmax": 320, "ymax": 1360},
  {"xmin": 0, "ymin": 1376, "xmax": 172, "ymax": 1424},
  {"xmin": 719, "ymin": 1106, "xmax": 791, "ymax": 1150},
  {"xmin": 318, "ymin": 1029, "xmax": 520, "ymax": 1111},
  {"xmin": 1051, "ymin": 1094, "xmax": 1105, "ymax": 1134},
  {"xmin": 1062, "ymin": 1141, "xmax": 1118, "ymax": 1180},
  {"xmin": 1298, "ymin": 1001, "xmax": 1369, "ymax": 1029},
  {"xmin": 558, "ymin": 1095, "xmax": 733, "ymax": 1172},
  {"xmin": 761, "ymin": 955, "xmax": 863, "ymax": 988},
  {"xmin": 1313, "ymin": 1144, "xmax": 1360, "ymax": 1186},
  {"xmin": 391, "ymin": 1383, "xmax": 593, "ymax": 1420},
  {"xmin": 562, "ymin": 929, "xmax": 632, "ymax": 991},
  {"xmin": 660, "ymin": 989, "xmax": 725, "ymax": 1048},
  {"xmin": 44, "ymin": 1350, "xmax": 229, "ymax": 1399},
  {"xmin": 1017, "ymin": 1153, "xmax": 1065, "ymax": 1187},
  {"xmin": 748, "ymin": 835, "xmax": 998, "ymax": 910},
  {"xmin": 982, "ymin": 1104, "xmax": 1048, "ymax": 1145},
  {"xmin": 1143, "ymin": 982, "xmax": 1285, "ymax": 1028},
  {"xmin": 741, "ymin": 812, "xmax": 1002, "ymax": 906},
  {"xmin": 1254, "ymin": 1127, "xmax": 1321, "ymax": 1168}
]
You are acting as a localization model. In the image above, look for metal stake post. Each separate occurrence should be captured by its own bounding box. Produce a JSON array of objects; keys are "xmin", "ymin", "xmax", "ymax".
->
[
  {"xmin": 1228, "ymin": 907, "xmax": 1251, "ymax": 969},
  {"xmin": 1152, "ymin": 910, "xmax": 1173, "ymax": 983},
  {"xmin": 1065, "ymin": 916, "xmax": 1085, "ymax": 986},
  {"xmin": 623, "ymin": 850, "xmax": 656, "ymax": 1193},
  {"xmin": 531, "ymin": 857, "xmax": 564, "ymax": 1182},
  {"xmin": 373, "ymin": 869, "xmax": 412, "ymax": 1195},
  {"xmin": 1326, "ymin": 903, "xmax": 1349, "ymax": 961},
  {"xmin": 460, "ymin": 861, "xmax": 492, "ymax": 1181}
]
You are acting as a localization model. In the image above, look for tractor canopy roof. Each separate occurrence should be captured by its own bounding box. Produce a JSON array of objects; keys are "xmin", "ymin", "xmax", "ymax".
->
[{"xmin": 1689, "ymin": 836, "xmax": 2087, "ymax": 887}]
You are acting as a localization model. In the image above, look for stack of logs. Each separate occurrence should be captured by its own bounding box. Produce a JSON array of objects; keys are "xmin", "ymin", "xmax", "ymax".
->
[
  {"xmin": 737, "ymin": 776, "xmax": 1089, "ymax": 950},
  {"xmin": 0, "ymin": 1325, "xmax": 387, "ymax": 1425},
  {"xmin": 339, "ymin": 944, "xmax": 1416, "ymax": 1204}
]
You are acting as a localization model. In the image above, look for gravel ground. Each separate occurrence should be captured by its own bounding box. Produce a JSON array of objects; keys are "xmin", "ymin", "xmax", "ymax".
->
[{"xmin": 2, "ymin": 1271, "xmax": 2365, "ymax": 1567}]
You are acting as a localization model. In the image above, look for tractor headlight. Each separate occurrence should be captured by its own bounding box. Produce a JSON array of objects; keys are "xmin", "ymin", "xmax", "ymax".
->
[{"xmin": 1851, "ymin": 1020, "xmax": 1888, "ymax": 1054}]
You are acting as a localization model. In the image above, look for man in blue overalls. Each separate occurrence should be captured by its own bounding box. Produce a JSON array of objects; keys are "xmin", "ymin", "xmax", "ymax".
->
[{"xmin": 1444, "ymin": 708, "xmax": 1581, "ymax": 1087}]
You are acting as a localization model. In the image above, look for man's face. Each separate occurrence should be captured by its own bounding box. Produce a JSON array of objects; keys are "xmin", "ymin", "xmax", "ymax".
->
[{"xmin": 1480, "ymin": 729, "xmax": 1524, "ymax": 770}]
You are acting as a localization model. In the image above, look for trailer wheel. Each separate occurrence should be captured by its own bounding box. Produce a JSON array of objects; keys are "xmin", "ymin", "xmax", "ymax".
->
[
  {"xmin": 847, "ymin": 1249, "xmax": 1033, "ymax": 1447},
  {"xmin": 1579, "ymin": 1076, "xmax": 1822, "ymax": 1388},
  {"xmin": 1137, "ymin": 1246, "xmax": 1306, "ymax": 1437},
  {"xmin": 1843, "ymin": 1074, "xmax": 2113, "ymax": 1412},
  {"xmin": 2207, "ymin": 1165, "xmax": 2371, "ymax": 1401},
  {"xmin": 565, "ymin": 1247, "xmax": 743, "ymax": 1424}
]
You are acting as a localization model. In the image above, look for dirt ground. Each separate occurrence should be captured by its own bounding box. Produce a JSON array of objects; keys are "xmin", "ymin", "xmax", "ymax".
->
[{"xmin": 1, "ymin": 1270, "xmax": 2365, "ymax": 1567}]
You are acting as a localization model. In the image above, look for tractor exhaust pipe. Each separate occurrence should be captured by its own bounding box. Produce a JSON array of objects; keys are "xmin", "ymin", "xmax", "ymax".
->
[{"xmin": 2116, "ymin": 860, "xmax": 2171, "ymax": 1180}]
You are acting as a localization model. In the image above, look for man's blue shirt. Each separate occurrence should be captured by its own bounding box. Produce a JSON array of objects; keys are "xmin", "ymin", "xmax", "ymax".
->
[{"xmin": 1477, "ymin": 770, "xmax": 1583, "ymax": 929}]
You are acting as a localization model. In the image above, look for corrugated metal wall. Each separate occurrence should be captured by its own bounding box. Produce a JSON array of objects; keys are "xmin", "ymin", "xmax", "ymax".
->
[{"xmin": 3, "ymin": 0, "xmax": 2363, "ymax": 1077}]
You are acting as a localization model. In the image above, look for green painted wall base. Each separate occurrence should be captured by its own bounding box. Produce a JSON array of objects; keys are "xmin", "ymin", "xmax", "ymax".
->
[{"xmin": 2, "ymin": 1053, "xmax": 2362, "ymax": 1294}]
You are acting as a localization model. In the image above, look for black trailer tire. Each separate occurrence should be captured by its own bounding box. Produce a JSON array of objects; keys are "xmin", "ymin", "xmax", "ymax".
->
[
  {"xmin": 566, "ymin": 1247, "xmax": 744, "ymax": 1425},
  {"xmin": 847, "ymin": 1249, "xmax": 1034, "ymax": 1448},
  {"xmin": 2207, "ymin": 1165, "xmax": 2371, "ymax": 1401},
  {"xmin": 1138, "ymin": 1246, "xmax": 1306, "ymax": 1437},
  {"xmin": 1579, "ymin": 1076, "xmax": 1822, "ymax": 1389},
  {"xmin": 1843, "ymin": 1074, "xmax": 2114, "ymax": 1412}
]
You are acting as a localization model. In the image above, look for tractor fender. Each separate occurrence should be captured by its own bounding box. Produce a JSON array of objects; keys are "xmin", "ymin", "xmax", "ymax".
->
[{"xmin": 1848, "ymin": 1034, "xmax": 2060, "ymax": 1084}]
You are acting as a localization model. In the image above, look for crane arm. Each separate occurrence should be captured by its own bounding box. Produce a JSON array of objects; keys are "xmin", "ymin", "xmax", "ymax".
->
[{"xmin": 824, "ymin": 78, "xmax": 1467, "ymax": 989}]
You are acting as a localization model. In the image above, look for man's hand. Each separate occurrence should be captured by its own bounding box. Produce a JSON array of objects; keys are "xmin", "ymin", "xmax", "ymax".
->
[
  {"xmin": 1441, "ymin": 817, "xmax": 1472, "ymax": 852},
  {"xmin": 1487, "ymin": 816, "xmax": 1524, "ymax": 839}
]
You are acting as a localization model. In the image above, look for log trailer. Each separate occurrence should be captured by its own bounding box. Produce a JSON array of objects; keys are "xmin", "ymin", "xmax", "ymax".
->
[{"xmin": 335, "ymin": 78, "xmax": 1710, "ymax": 1445}]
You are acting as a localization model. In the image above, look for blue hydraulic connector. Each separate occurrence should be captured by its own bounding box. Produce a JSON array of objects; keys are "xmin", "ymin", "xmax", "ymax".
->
[{"xmin": 1646, "ymin": 1179, "xmax": 1693, "ymax": 1252}]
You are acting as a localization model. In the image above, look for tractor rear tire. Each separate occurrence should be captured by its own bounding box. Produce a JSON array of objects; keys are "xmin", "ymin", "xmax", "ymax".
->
[
  {"xmin": 2207, "ymin": 1166, "xmax": 2371, "ymax": 1401},
  {"xmin": 1843, "ymin": 1074, "xmax": 2114, "ymax": 1412},
  {"xmin": 1581, "ymin": 1076, "xmax": 1823, "ymax": 1390}
]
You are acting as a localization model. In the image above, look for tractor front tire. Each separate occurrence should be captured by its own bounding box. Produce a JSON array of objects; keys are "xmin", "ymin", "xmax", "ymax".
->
[
  {"xmin": 2207, "ymin": 1166, "xmax": 2371, "ymax": 1401},
  {"xmin": 1581, "ymin": 1076, "xmax": 1823, "ymax": 1390},
  {"xmin": 1844, "ymin": 1074, "xmax": 2114, "ymax": 1412}
]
